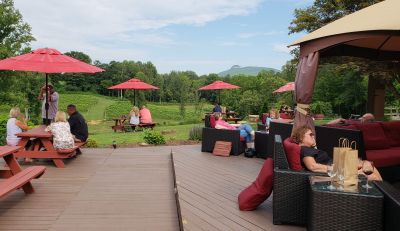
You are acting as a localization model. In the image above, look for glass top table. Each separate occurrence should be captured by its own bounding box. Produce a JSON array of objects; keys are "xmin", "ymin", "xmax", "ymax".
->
[{"xmin": 310, "ymin": 176, "xmax": 383, "ymax": 197}]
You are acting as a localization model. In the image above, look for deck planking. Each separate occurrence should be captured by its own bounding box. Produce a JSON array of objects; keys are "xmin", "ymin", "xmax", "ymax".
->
[
  {"xmin": 0, "ymin": 144, "xmax": 304, "ymax": 231},
  {"xmin": 172, "ymin": 145, "xmax": 305, "ymax": 231}
]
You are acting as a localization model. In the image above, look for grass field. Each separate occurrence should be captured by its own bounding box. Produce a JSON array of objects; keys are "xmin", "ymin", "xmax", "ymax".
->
[{"xmin": 58, "ymin": 93, "xmax": 212, "ymax": 147}]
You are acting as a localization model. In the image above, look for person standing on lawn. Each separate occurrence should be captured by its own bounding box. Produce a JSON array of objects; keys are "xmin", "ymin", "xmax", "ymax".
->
[{"xmin": 38, "ymin": 84, "xmax": 59, "ymax": 125}]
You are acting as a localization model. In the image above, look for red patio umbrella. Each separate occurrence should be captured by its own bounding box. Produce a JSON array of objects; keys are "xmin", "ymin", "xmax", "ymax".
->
[
  {"xmin": 108, "ymin": 78, "xmax": 159, "ymax": 105},
  {"xmin": 198, "ymin": 80, "xmax": 240, "ymax": 103},
  {"xmin": 273, "ymin": 82, "xmax": 295, "ymax": 93},
  {"xmin": 0, "ymin": 48, "xmax": 105, "ymax": 123}
]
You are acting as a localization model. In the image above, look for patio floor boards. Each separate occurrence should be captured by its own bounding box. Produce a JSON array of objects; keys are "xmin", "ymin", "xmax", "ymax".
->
[
  {"xmin": 172, "ymin": 145, "xmax": 304, "ymax": 231},
  {"xmin": 0, "ymin": 145, "xmax": 304, "ymax": 231}
]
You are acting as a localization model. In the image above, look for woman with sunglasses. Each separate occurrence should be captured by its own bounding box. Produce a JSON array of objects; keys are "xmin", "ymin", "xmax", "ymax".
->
[{"xmin": 291, "ymin": 125, "xmax": 382, "ymax": 180}]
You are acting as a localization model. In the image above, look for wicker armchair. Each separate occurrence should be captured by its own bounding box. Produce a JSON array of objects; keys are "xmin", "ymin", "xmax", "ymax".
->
[
  {"xmin": 201, "ymin": 127, "xmax": 245, "ymax": 155},
  {"xmin": 273, "ymin": 135, "xmax": 325, "ymax": 226},
  {"xmin": 374, "ymin": 181, "xmax": 400, "ymax": 231}
]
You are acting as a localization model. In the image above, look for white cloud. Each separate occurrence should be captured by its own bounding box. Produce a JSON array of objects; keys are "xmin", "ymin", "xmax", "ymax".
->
[
  {"xmin": 14, "ymin": 0, "xmax": 262, "ymax": 49},
  {"xmin": 272, "ymin": 43, "xmax": 293, "ymax": 54}
]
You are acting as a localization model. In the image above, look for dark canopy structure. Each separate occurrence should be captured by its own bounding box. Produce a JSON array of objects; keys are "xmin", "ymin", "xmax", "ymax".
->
[{"xmin": 289, "ymin": 0, "xmax": 400, "ymax": 133}]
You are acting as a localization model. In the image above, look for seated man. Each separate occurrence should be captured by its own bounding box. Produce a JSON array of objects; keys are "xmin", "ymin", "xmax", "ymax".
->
[
  {"xmin": 67, "ymin": 104, "xmax": 88, "ymax": 143},
  {"xmin": 327, "ymin": 113, "xmax": 375, "ymax": 125},
  {"xmin": 139, "ymin": 105, "xmax": 153, "ymax": 124},
  {"xmin": 212, "ymin": 102, "xmax": 222, "ymax": 113},
  {"xmin": 214, "ymin": 112, "xmax": 255, "ymax": 155}
]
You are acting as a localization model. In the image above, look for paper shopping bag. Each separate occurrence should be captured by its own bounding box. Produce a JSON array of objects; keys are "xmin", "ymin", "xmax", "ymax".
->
[
  {"xmin": 342, "ymin": 141, "xmax": 359, "ymax": 186},
  {"xmin": 333, "ymin": 138, "xmax": 350, "ymax": 181}
]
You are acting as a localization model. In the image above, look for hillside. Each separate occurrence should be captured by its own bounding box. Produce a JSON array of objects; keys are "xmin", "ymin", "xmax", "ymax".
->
[{"xmin": 218, "ymin": 65, "xmax": 279, "ymax": 77}]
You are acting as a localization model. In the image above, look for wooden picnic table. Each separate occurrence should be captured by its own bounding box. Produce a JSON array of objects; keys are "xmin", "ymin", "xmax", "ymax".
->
[
  {"xmin": 224, "ymin": 117, "xmax": 241, "ymax": 124},
  {"xmin": 112, "ymin": 117, "xmax": 127, "ymax": 132},
  {"xmin": 0, "ymin": 146, "xmax": 45, "ymax": 198},
  {"xmin": 15, "ymin": 126, "xmax": 81, "ymax": 168}
]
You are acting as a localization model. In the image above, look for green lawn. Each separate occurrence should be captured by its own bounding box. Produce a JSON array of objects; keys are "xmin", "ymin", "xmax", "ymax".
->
[{"xmin": 59, "ymin": 93, "xmax": 212, "ymax": 147}]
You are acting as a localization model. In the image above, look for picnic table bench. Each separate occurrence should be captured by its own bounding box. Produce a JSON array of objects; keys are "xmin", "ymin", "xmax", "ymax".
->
[
  {"xmin": 0, "ymin": 146, "xmax": 46, "ymax": 198},
  {"xmin": 15, "ymin": 126, "xmax": 85, "ymax": 168},
  {"xmin": 111, "ymin": 116, "xmax": 156, "ymax": 132}
]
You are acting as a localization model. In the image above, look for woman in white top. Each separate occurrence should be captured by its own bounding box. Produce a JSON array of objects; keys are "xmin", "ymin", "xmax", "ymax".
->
[
  {"xmin": 6, "ymin": 107, "xmax": 29, "ymax": 146},
  {"xmin": 129, "ymin": 106, "xmax": 140, "ymax": 125},
  {"xmin": 45, "ymin": 111, "xmax": 74, "ymax": 150}
]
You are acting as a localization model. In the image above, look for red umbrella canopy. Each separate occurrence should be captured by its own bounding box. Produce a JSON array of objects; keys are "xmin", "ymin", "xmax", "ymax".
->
[
  {"xmin": 0, "ymin": 48, "xmax": 104, "ymax": 73},
  {"xmin": 198, "ymin": 80, "xmax": 240, "ymax": 90},
  {"xmin": 273, "ymin": 82, "xmax": 295, "ymax": 93},
  {"xmin": 108, "ymin": 78, "xmax": 159, "ymax": 90}
]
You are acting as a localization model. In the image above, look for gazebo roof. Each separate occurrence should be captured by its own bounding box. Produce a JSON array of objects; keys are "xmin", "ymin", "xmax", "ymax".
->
[{"xmin": 290, "ymin": 0, "xmax": 400, "ymax": 47}]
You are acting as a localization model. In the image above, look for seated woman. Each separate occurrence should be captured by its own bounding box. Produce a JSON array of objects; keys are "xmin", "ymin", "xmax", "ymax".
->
[
  {"xmin": 45, "ymin": 111, "xmax": 74, "ymax": 150},
  {"xmin": 291, "ymin": 125, "xmax": 382, "ymax": 181},
  {"xmin": 6, "ymin": 107, "xmax": 31, "ymax": 162},
  {"xmin": 129, "ymin": 106, "xmax": 140, "ymax": 125},
  {"xmin": 139, "ymin": 105, "xmax": 152, "ymax": 124},
  {"xmin": 214, "ymin": 112, "xmax": 255, "ymax": 154},
  {"xmin": 266, "ymin": 108, "xmax": 279, "ymax": 127},
  {"xmin": 6, "ymin": 107, "xmax": 29, "ymax": 146}
]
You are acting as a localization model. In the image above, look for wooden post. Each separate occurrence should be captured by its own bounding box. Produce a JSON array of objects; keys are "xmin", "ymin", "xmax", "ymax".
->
[{"xmin": 367, "ymin": 76, "xmax": 385, "ymax": 121}]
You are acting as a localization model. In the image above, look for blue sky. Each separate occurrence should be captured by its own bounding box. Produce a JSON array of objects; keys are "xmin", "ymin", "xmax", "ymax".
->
[{"xmin": 15, "ymin": 0, "xmax": 312, "ymax": 75}]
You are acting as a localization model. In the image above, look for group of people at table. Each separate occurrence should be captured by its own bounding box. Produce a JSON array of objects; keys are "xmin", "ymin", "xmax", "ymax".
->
[
  {"xmin": 211, "ymin": 102, "xmax": 382, "ymax": 181},
  {"xmin": 128, "ymin": 105, "xmax": 153, "ymax": 125},
  {"xmin": 5, "ymin": 84, "xmax": 88, "ymax": 162}
]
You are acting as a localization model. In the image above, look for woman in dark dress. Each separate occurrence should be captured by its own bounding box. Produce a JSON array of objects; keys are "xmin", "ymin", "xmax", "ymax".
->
[{"xmin": 291, "ymin": 125, "xmax": 382, "ymax": 180}]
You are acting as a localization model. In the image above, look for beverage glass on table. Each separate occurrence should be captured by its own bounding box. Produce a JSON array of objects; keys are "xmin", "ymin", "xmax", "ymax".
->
[
  {"xmin": 362, "ymin": 161, "xmax": 374, "ymax": 189},
  {"xmin": 327, "ymin": 164, "xmax": 336, "ymax": 190}
]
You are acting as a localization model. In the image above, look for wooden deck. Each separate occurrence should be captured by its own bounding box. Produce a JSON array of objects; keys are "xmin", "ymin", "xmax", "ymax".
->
[
  {"xmin": 0, "ymin": 145, "xmax": 304, "ymax": 231},
  {"xmin": 172, "ymin": 145, "xmax": 304, "ymax": 231}
]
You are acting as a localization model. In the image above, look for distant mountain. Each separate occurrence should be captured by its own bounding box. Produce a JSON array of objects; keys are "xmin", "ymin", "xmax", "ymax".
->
[{"xmin": 218, "ymin": 65, "xmax": 279, "ymax": 77}]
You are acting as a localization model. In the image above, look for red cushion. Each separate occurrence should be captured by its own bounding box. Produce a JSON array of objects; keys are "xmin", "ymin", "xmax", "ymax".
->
[
  {"xmin": 283, "ymin": 138, "xmax": 303, "ymax": 171},
  {"xmin": 366, "ymin": 147, "xmax": 400, "ymax": 168},
  {"xmin": 238, "ymin": 158, "xmax": 273, "ymax": 211},
  {"xmin": 210, "ymin": 115, "xmax": 216, "ymax": 128},
  {"xmin": 380, "ymin": 121, "xmax": 400, "ymax": 147},
  {"xmin": 280, "ymin": 113, "xmax": 291, "ymax": 119},
  {"xmin": 355, "ymin": 123, "xmax": 390, "ymax": 150},
  {"xmin": 345, "ymin": 119, "xmax": 361, "ymax": 125}
]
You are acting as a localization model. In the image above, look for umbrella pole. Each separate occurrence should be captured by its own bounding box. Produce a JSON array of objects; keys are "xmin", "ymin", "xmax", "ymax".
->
[
  {"xmin": 134, "ymin": 90, "xmax": 136, "ymax": 106},
  {"xmin": 45, "ymin": 73, "xmax": 49, "ymax": 125}
]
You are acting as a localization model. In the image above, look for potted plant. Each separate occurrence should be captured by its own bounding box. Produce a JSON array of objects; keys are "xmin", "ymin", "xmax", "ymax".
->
[{"xmin": 311, "ymin": 101, "xmax": 332, "ymax": 120}]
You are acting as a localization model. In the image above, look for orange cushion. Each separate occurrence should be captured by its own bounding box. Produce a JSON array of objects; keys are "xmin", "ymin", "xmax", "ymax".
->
[
  {"xmin": 238, "ymin": 158, "xmax": 273, "ymax": 211},
  {"xmin": 355, "ymin": 123, "xmax": 390, "ymax": 150},
  {"xmin": 380, "ymin": 121, "xmax": 400, "ymax": 147},
  {"xmin": 283, "ymin": 138, "xmax": 303, "ymax": 171}
]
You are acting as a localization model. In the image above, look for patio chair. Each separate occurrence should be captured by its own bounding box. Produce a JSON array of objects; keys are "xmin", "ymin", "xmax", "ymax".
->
[
  {"xmin": 374, "ymin": 181, "xmax": 400, "ymax": 231},
  {"xmin": 273, "ymin": 134, "xmax": 325, "ymax": 226}
]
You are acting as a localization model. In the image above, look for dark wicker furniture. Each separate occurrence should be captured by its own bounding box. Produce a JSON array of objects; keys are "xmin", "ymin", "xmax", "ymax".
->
[
  {"xmin": 201, "ymin": 127, "xmax": 245, "ymax": 156},
  {"xmin": 255, "ymin": 131, "xmax": 269, "ymax": 159},
  {"xmin": 308, "ymin": 176, "xmax": 383, "ymax": 231},
  {"xmin": 268, "ymin": 121, "xmax": 366, "ymax": 160},
  {"xmin": 374, "ymin": 181, "xmax": 400, "ymax": 231},
  {"xmin": 273, "ymin": 135, "xmax": 325, "ymax": 225}
]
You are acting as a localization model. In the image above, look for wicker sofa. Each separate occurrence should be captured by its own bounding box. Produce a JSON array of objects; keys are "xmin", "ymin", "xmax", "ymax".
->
[
  {"xmin": 201, "ymin": 127, "xmax": 245, "ymax": 155},
  {"xmin": 324, "ymin": 121, "xmax": 400, "ymax": 182},
  {"xmin": 273, "ymin": 134, "xmax": 326, "ymax": 225},
  {"xmin": 374, "ymin": 181, "xmax": 400, "ymax": 231}
]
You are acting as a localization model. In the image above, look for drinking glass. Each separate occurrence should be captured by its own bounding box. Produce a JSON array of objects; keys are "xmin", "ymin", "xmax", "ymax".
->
[
  {"xmin": 362, "ymin": 161, "xmax": 374, "ymax": 189},
  {"xmin": 327, "ymin": 164, "xmax": 336, "ymax": 190},
  {"xmin": 337, "ymin": 168, "xmax": 345, "ymax": 191}
]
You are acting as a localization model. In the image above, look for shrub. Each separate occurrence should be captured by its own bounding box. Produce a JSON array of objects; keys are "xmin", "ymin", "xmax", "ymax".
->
[
  {"xmin": 85, "ymin": 139, "xmax": 98, "ymax": 148},
  {"xmin": 311, "ymin": 101, "xmax": 333, "ymax": 116},
  {"xmin": 189, "ymin": 126, "xmax": 202, "ymax": 141},
  {"xmin": 0, "ymin": 114, "xmax": 8, "ymax": 145},
  {"xmin": 143, "ymin": 130, "xmax": 166, "ymax": 145}
]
